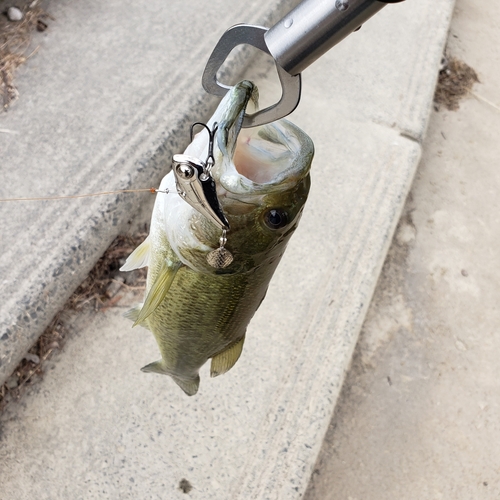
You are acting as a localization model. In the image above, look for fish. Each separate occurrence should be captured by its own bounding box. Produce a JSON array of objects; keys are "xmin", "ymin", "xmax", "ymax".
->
[{"xmin": 120, "ymin": 80, "xmax": 314, "ymax": 396}]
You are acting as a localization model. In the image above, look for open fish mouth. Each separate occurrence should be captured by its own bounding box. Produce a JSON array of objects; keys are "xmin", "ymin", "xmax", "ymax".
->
[
  {"xmin": 162, "ymin": 80, "xmax": 313, "ymax": 275},
  {"xmin": 183, "ymin": 81, "xmax": 313, "ymax": 199}
]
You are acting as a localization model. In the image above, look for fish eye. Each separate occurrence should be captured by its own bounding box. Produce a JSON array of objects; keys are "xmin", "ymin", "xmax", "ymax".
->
[{"xmin": 264, "ymin": 209, "xmax": 289, "ymax": 230}]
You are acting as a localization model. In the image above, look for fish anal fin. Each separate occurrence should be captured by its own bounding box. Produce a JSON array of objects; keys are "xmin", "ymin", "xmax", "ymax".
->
[
  {"xmin": 210, "ymin": 334, "xmax": 245, "ymax": 378},
  {"xmin": 171, "ymin": 375, "xmax": 200, "ymax": 396},
  {"xmin": 134, "ymin": 259, "xmax": 182, "ymax": 326},
  {"xmin": 120, "ymin": 235, "xmax": 151, "ymax": 271}
]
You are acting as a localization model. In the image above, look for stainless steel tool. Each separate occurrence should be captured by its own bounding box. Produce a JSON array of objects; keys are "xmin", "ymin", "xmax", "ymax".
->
[{"xmin": 203, "ymin": 0, "xmax": 405, "ymax": 127}]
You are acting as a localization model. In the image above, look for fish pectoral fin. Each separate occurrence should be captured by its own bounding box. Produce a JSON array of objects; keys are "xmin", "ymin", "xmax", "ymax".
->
[
  {"xmin": 120, "ymin": 235, "xmax": 151, "ymax": 271},
  {"xmin": 171, "ymin": 375, "xmax": 200, "ymax": 397},
  {"xmin": 133, "ymin": 259, "xmax": 182, "ymax": 327},
  {"xmin": 210, "ymin": 334, "xmax": 246, "ymax": 378}
]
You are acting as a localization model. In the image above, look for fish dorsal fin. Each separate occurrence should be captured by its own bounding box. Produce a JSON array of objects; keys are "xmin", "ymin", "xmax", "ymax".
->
[
  {"xmin": 171, "ymin": 375, "xmax": 200, "ymax": 396},
  {"xmin": 133, "ymin": 259, "xmax": 182, "ymax": 327},
  {"xmin": 141, "ymin": 359, "xmax": 167, "ymax": 374},
  {"xmin": 120, "ymin": 235, "xmax": 151, "ymax": 271},
  {"xmin": 210, "ymin": 334, "xmax": 245, "ymax": 378},
  {"xmin": 123, "ymin": 304, "xmax": 150, "ymax": 329}
]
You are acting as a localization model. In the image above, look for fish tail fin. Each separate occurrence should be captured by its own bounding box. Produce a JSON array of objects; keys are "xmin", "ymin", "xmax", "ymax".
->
[
  {"xmin": 141, "ymin": 359, "xmax": 168, "ymax": 375},
  {"xmin": 120, "ymin": 235, "xmax": 151, "ymax": 271},
  {"xmin": 171, "ymin": 375, "xmax": 200, "ymax": 397},
  {"xmin": 141, "ymin": 361, "xmax": 200, "ymax": 396}
]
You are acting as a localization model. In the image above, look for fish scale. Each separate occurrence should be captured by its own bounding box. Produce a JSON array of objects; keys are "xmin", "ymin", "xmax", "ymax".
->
[{"xmin": 147, "ymin": 260, "xmax": 274, "ymax": 373}]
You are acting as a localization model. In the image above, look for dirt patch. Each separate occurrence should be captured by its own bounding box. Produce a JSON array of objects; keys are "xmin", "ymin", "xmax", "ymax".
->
[
  {"xmin": 434, "ymin": 56, "xmax": 479, "ymax": 111},
  {"xmin": 0, "ymin": 231, "xmax": 148, "ymax": 412},
  {"xmin": 68, "ymin": 231, "xmax": 148, "ymax": 312},
  {"xmin": 178, "ymin": 479, "xmax": 193, "ymax": 494},
  {"xmin": 0, "ymin": 0, "xmax": 50, "ymax": 109}
]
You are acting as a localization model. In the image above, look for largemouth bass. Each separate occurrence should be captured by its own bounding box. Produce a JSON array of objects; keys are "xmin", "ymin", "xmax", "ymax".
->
[{"xmin": 121, "ymin": 80, "xmax": 314, "ymax": 396}]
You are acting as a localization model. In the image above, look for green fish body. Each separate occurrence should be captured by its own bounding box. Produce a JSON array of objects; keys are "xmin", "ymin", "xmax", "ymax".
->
[{"xmin": 121, "ymin": 81, "xmax": 314, "ymax": 396}]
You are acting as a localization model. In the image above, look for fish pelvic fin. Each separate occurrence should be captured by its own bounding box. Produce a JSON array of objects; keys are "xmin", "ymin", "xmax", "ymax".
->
[
  {"xmin": 133, "ymin": 259, "xmax": 182, "ymax": 327},
  {"xmin": 171, "ymin": 375, "xmax": 200, "ymax": 397},
  {"xmin": 210, "ymin": 334, "xmax": 245, "ymax": 378},
  {"xmin": 120, "ymin": 235, "xmax": 151, "ymax": 271}
]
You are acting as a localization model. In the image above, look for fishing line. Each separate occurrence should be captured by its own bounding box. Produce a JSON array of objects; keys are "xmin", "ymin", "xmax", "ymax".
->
[{"xmin": 0, "ymin": 187, "xmax": 171, "ymax": 203}]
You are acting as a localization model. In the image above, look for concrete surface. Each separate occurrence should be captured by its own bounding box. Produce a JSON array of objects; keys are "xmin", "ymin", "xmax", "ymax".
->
[
  {"xmin": 304, "ymin": 0, "xmax": 500, "ymax": 499},
  {"xmin": 0, "ymin": 0, "xmax": 302, "ymax": 386},
  {"xmin": 0, "ymin": 0, "xmax": 455, "ymax": 498}
]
